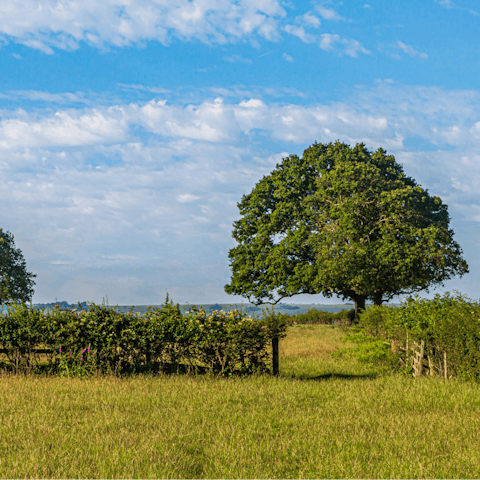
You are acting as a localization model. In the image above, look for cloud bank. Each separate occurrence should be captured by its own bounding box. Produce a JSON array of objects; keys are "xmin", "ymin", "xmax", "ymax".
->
[
  {"xmin": 1, "ymin": 82, "xmax": 479, "ymax": 303},
  {"xmin": 0, "ymin": 0, "xmax": 286, "ymax": 52},
  {"xmin": 0, "ymin": 0, "xmax": 371, "ymax": 57}
]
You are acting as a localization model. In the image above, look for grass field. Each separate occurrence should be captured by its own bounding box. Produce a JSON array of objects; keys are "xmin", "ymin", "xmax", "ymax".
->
[{"xmin": 1, "ymin": 324, "xmax": 480, "ymax": 478}]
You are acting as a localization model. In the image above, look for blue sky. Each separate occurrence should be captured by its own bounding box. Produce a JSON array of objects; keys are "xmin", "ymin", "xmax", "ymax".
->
[{"xmin": 1, "ymin": 0, "xmax": 480, "ymax": 305}]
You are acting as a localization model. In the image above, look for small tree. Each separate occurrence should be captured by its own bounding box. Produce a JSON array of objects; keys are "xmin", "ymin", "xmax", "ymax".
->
[
  {"xmin": 0, "ymin": 229, "xmax": 36, "ymax": 306},
  {"xmin": 225, "ymin": 141, "xmax": 468, "ymax": 317}
]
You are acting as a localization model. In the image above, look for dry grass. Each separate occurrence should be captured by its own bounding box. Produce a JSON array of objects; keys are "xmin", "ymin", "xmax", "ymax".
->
[
  {"xmin": 1, "ymin": 324, "xmax": 480, "ymax": 478},
  {"xmin": 280, "ymin": 324, "xmax": 348, "ymax": 358}
]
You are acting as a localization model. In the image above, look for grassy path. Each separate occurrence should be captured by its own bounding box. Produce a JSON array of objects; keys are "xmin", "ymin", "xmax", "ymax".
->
[{"xmin": 1, "ymin": 325, "xmax": 480, "ymax": 478}]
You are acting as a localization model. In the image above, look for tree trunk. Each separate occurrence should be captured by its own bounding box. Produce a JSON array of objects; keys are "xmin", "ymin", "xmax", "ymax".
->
[
  {"xmin": 373, "ymin": 292, "xmax": 383, "ymax": 306},
  {"xmin": 350, "ymin": 294, "xmax": 366, "ymax": 320}
]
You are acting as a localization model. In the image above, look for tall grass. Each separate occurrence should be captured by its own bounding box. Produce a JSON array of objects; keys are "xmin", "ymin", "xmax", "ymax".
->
[{"xmin": 1, "ymin": 324, "xmax": 480, "ymax": 478}]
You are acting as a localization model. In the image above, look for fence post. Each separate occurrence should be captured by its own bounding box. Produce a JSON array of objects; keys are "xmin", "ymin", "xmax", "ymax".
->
[
  {"xmin": 272, "ymin": 337, "xmax": 279, "ymax": 375},
  {"xmin": 412, "ymin": 339, "xmax": 425, "ymax": 378},
  {"xmin": 427, "ymin": 355, "xmax": 433, "ymax": 376},
  {"xmin": 418, "ymin": 339, "xmax": 425, "ymax": 377},
  {"xmin": 406, "ymin": 330, "xmax": 409, "ymax": 365},
  {"xmin": 444, "ymin": 351, "xmax": 447, "ymax": 381}
]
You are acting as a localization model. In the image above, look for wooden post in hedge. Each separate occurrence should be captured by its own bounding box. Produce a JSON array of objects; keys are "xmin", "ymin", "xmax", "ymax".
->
[
  {"xmin": 272, "ymin": 337, "xmax": 279, "ymax": 375},
  {"xmin": 412, "ymin": 339, "xmax": 425, "ymax": 378},
  {"xmin": 419, "ymin": 340, "xmax": 425, "ymax": 376},
  {"xmin": 444, "ymin": 351, "xmax": 448, "ymax": 380},
  {"xmin": 406, "ymin": 331, "xmax": 409, "ymax": 365}
]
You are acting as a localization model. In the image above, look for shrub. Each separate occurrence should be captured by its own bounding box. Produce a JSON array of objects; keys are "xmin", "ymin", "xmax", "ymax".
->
[
  {"xmin": 284, "ymin": 308, "xmax": 355, "ymax": 326},
  {"xmin": 0, "ymin": 303, "xmax": 43, "ymax": 373},
  {"xmin": 0, "ymin": 297, "xmax": 287, "ymax": 376}
]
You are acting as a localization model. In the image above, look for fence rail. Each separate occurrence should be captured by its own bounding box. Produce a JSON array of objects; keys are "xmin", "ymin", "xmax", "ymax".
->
[{"xmin": 0, "ymin": 348, "xmax": 53, "ymax": 355}]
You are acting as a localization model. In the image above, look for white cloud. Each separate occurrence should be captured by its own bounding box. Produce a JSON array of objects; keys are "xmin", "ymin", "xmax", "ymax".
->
[
  {"xmin": 301, "ymin": 13, "xmax": 320, "ymax": 28},
  {"xmin": 435, "ymin": 0, "xmax": 479, "ymax": 16},
  {"xmin": 0, "ymin": 0, "xmax": 287, "ymax": 52},
  {"xmin": 283, "ymin": 24, "xmax": 316, "ymax": 43},
  {"xmin": 134, "ymin": 98, "xmax": 238, "ymax": 142},
  {"xmin": 281, "ymin": 10, "xmax": 366, "ymax": 56},
  {"xmin": 7, "ymin": 90, "xmax": 87, "ymax": 103},
  {"xmin": 300, "ymin": 13, "xmax": 321, "ymax": 28},
  {"xmin": 319, "ymin": 33, "xmax": 370, "ymax": 57},
  {"xmin": 315, "ymin": 5, "xmax": 346, "ymax": 21},
  {"xmin": 0, "ymin": 107, "xmax": 129, "ymax": 149},
  {"xmin": 283, "ymin": 53, "xmax": 294, "ymax": 62},
  {"xmin": 224, "ymin": 54, "xmax": 252, "ymax": 64},
  {"xmin": 118, "ymin": 84, "xmax": 170, "ymax": 95},
  {"xmin": 396, "ymin": 41, "xmax": 428, "ymax": 59},
  {"xmin": 177, "ymin": 193, "xmax": 201, "ymax": 203},
  {"xmin": 0, "ymin": 108, "xmax": 127, "ymax": 149}
]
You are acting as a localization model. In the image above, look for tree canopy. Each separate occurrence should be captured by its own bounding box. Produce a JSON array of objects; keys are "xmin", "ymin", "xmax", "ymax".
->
[
  {"xmin": 224, "ymin": 141, "xmax": 469, "ymax": 316},
  {"xmin": 0, "ymin": 229, "xmax": 36, "ymax": 306}
]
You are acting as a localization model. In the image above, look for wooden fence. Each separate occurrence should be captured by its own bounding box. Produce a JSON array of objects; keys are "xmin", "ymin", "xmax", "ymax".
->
[
  {"xmin": 391, "ymin": 334, "xmax": 449, "ymax": 379},
  {"xmin": 1, "ymin": 342, "xmax": 283, "ymax": 375}
]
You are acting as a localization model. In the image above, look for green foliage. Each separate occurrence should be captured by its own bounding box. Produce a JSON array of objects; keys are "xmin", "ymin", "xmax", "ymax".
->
[
  {"xmin": 57, "ymin": 346, "xmax": 108, "ymax": 378},
  {"xmin": 225, "ymin": 141, "xmax": 468, "ymax": 315},
  {"xmin": 0, "ymin": 296, "xmax": 287, "ymax": 376},
  {"xmin": 0, "ymin": 303, "xmax": 42, "ymax": 372},
  {"xmin": 332, "ymin": 328, "xmax": 395, "ymax": 365},
  {"xmin": 359, "ymin": 292, "xmax": 480, "ymax": 380},
  {"xmin": 283, "ymin": 307, "xmax": 355, "ymax": 325},
  {"xmin": 357, "ymin": 305, "xmax": 397, "ymax": 337},
  {"xmin": 0, "ymin": 229, "xmax": 36, "ymax": 306}
]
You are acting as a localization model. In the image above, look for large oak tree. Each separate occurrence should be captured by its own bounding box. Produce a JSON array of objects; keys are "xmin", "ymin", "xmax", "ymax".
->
[{"xmin": 225, "ymin": 141, "xmax": 468, "ymax": 317}]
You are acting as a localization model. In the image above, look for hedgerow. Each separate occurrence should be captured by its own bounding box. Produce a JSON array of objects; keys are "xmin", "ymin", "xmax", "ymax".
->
[
  {"xmin": 358, "ymin": 292, "xmax": 480, "ymax": 380},
  {"xmin": 283, "ymin": 307, "xmax": 356, "ymax": 325},
  {"xmin": 0, "ymin": 296, "xmax": 287, "ymax": 376}
]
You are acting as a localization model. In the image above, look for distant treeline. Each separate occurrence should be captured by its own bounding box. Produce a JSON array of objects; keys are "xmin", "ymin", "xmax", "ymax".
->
[{"xmin": 29, "ymin": 301, "xmax": 353, "ymax": 317}]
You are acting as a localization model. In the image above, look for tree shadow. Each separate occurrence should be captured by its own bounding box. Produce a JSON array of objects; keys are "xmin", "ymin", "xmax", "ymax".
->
[{"xmin": 286, "ymin": 372, "xmax": 379, "ymax": 381}]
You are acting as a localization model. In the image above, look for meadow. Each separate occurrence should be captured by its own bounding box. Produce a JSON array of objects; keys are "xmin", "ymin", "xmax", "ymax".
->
[{"xmin": 1, "ymin": 323, "xmax": 480, "ymax": 478}]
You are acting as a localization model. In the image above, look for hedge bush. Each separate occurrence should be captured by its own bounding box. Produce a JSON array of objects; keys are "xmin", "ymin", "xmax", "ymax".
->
[
  {"xmin": 358, "ymin": 292, "xmax": 480, "ymax": 380},
  {"xmin": 283, "ymin": 307, "xmax": 356, "ymax": 325},
  {"xmin": 0, "ymin": 297, "xmax": 287, "ymax": 376}
]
